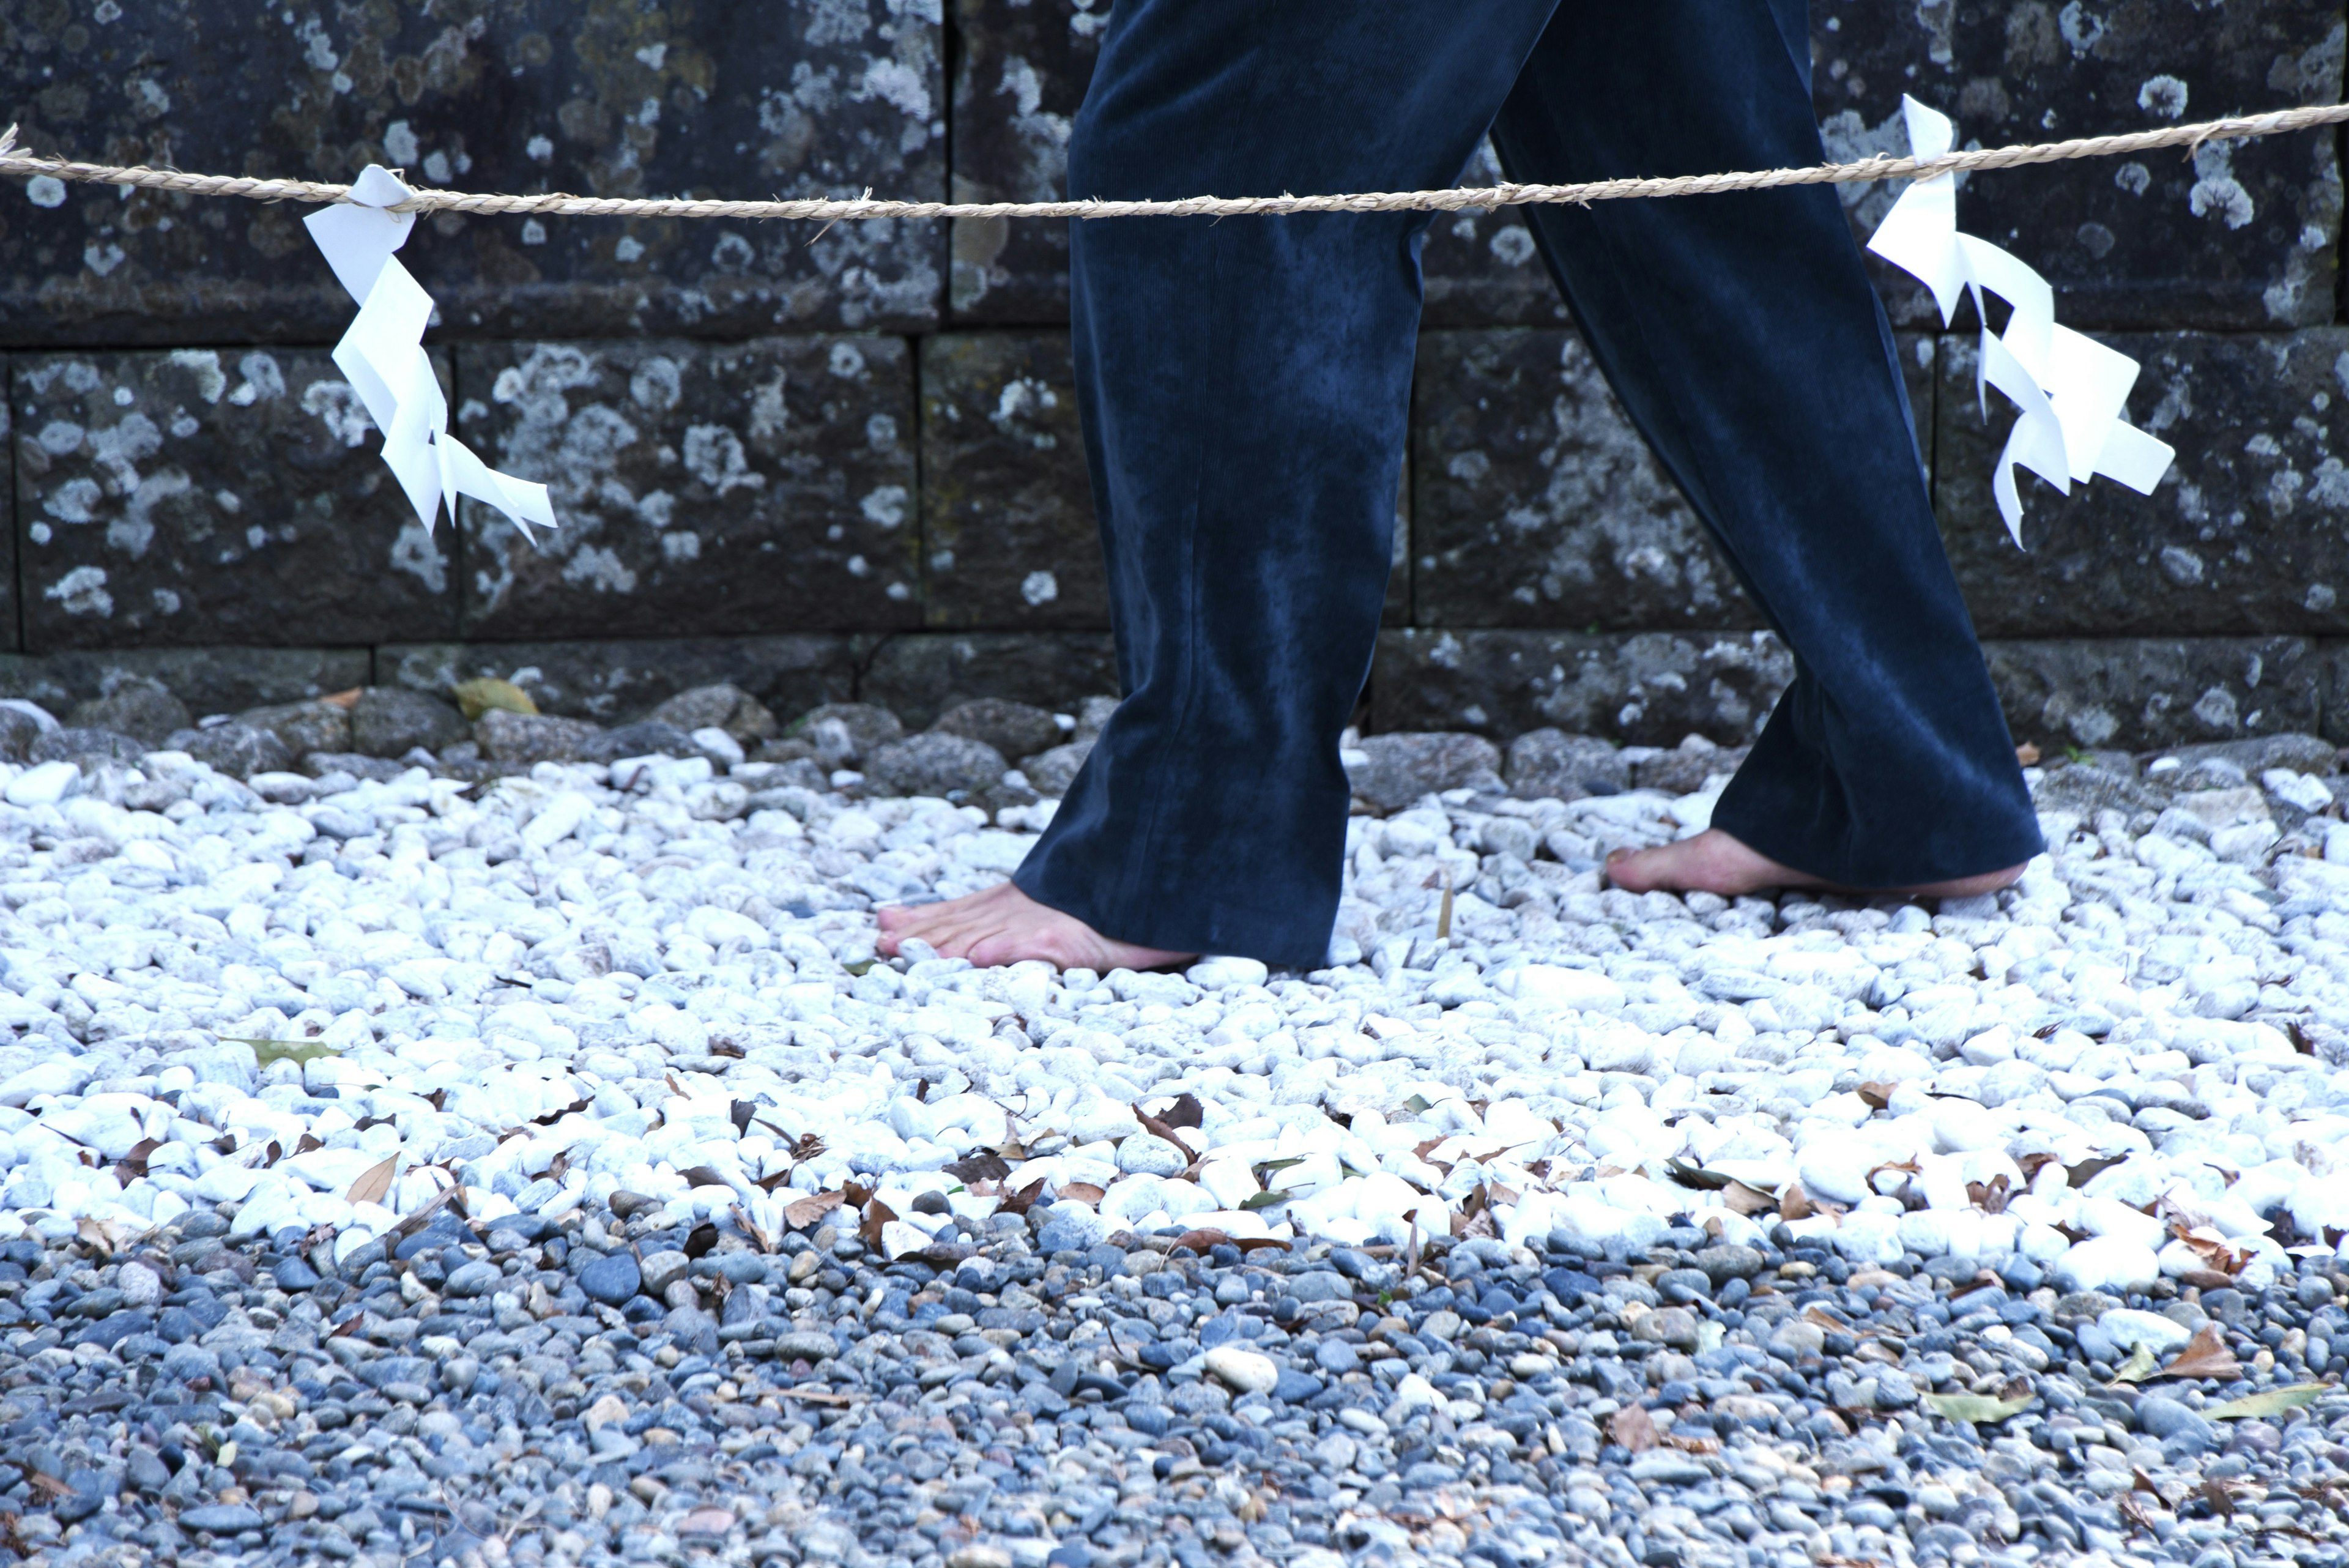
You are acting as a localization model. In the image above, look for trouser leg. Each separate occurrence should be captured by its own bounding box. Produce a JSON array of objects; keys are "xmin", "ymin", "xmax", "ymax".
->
[
  {"xmin": 1013, "ymin": 0, "xmax": 1562, "ymax": 966},
  {"xmin": 1490, "ymin": 0, "xmax": 2045, "ymax": 886}
]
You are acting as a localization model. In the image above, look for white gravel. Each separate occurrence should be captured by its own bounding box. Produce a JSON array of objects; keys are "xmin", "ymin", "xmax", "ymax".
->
[{"xmin": 1, "ymin": 730, "xmax": 2346, "ymax": 1305}]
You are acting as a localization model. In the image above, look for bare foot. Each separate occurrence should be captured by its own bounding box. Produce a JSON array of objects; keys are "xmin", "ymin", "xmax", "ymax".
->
[
  {"xmin": 1605, "ymin": 828, "xmax": 2024, "ymax": 899},
  {"xmin": 876, "ymin": 882, "xmax": 1196, "ymax": 971}
]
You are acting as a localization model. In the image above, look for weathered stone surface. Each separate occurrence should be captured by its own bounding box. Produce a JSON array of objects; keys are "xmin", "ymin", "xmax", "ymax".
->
[
  {"xmin": 2324, "ymin": 643, "xmax": 2349, "ymax": 743},
  {"xmin": 1419, "ymin": 142, "xmax": 1572, "ymax": 330},
  {"xmin": 0, "ymin": 647, "xmax": 371, "ymax": 721},
  {"xmin": 350, "ymin": 687, "xmax": 469, "ymax": 757},
  {"xmin": 1412, "ymin": 330, "xmax": 1931, "ymax": 630},
  {"xmin": 1987, "ymin": 637, "xmax": 2321, "ymax": 751},
  {"xmin": 788, "ymin": 703, "xmax": 904, "ymax": 768},
  {"xmin": 863, "ymin": 731, "xmax": 1008, "ymax": 800},
  {"xmin": 1940, "ymin": 330, "xmax": 2349, "ymax": 636},
  {"xmin": 67, "ymin": 679, "xmax": 187, "ymax": 747},
  {"xmin": 919, "ymin": 333, "xmax": 1102, "ymax": 628},
  {"xmin": 11, "ymin": 349, "xmax": 456, "ymax": 648},
  {"xmin": 475, "ymin": 708, "xmax": 604, "ymax": 765},
  {"xmin": 859, "ymin": 633, "xmax": 1119, "ymax": 731},
  {"xmin": 1504, "ymin": 729, "xmax": 1631, "ymax": 802},
  {"xmin": 1346, "ymin": 733, "xmax": 1504, "ymax": 812},
  {"xmin": 648, "ymin": 684, "xmax": 777, "ymax": 742},
  {"xmin": 932, "ymin": 698, "xmax": 1063, "ymax": 762},
  {"xmin": 238, "ymin": 699, "xmax": 352, "ymax": 759},
  {"xmin": 1816, "ymin": 0, "xmax": 2343, "ymax": 331},
  {"xmin": 1371, "ymin": 630, "xmax": 1795, "ymax": 746},
  {"xmin": 456, "ymin": 337, "xmax": 919, "ymax": 637},
  {"xmin": 1020, "ymin": 739, "xmax": 1091, "ymax": 796},
  {"xmin": 946, "ymin": 0, "xmax": 1104, "ymax": 323},
  {"xmin": 165, "ymin": 723, "xmax": 291, "ymax": 779},
  {"xmin": 382, "ymin": 636, "xmax": 859, "ymax": 725},
  {"xmin": 34, "ymin": 727, "xmax": 144, "ymax": 767},
  {"xmin": 1808, "ymin": 0, "xmax": 1971, "ymax": 329},
  {"xmin": 0, "ymin": 2, "xmax": 943, "ymax": 346}
]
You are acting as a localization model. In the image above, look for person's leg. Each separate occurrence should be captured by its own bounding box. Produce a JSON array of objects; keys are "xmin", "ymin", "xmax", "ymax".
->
[
  {"xmin": 1488, "ymin": 0, "xmax": 2043, "ymax": 893},
  {"xmin": 882, "ymin": 0, "xmax": 1560, "ymax": 969}
]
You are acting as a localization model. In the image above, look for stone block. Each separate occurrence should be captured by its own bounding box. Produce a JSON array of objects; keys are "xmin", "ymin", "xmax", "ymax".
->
[
  {"xmin": 2323, "ymin": 642, "xmax": 2349, "ymax": 743},
  {"xmin": 1411, "ymin": 330, "xmax": 1931, "ymax": 630},
  {"xmin": 919, "ymin": 332, "xmax": 1102, "ymax": 628},
  {"xmin": 453, "ymin": 337, "xmax": 918, "ymax": 638},
  {"xmin": 1937, "ymin": 330, "xmax": 2349, "ymax": 637},
  {"xmin": 1816, "ymin": 0, "xmax": 2343, "ymax": 330},
  {"xmin": 1809, "ymin": 0, "xmax": 1975, "ymax": 329},
  {"xmin": 1419, "ymin": 143, "xmax": 1572, "ymax": 330},
  {"xmin": 1986, "ymin": 637, "xmax": 2321, "ymax": 751},
  {"xmin": 0, "ymin": 1, "xmax": 943, "ymax": 346},
  {"xmin": 1370, "ymin": 630, "xmax": 1795, "ymax": 746},
  {"xmin": 0, "ymin": 647, "xmax": 370, "ymax": 721},
  {"xmin": 859, "ymin": 633, "xmax": 1118, "ymax": 731},
  {"xmin": 946, "ymin": 0, "xmax": 1105, "ymax": 324},
  {"xmin": 377, "ymin": 636, "xmax": 861, "ymax": 724},
  {"xmin": 12, "ymin": 349, "xmax": 455, "ymax": 649}
]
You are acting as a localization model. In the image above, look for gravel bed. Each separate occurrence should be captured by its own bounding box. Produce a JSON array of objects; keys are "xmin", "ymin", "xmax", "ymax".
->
[{"xmin": 0, "ymin": 690, "xmax": 2342, "ymax": 1566}]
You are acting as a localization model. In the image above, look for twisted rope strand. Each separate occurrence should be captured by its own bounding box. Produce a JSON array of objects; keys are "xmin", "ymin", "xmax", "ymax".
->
[{"xmin": 2, "ymin": 102, "xmax": 2346, "ymax": 223}]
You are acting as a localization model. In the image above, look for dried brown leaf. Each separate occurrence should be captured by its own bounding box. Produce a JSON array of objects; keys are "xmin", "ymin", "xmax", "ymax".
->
[
  {"xmin": 782, "ymin": 1191, "xmax": 844, "ymax": 1230},
  {"xmin": 1723, "ymin": 1180, "xmax": 1778, "ymax": 1217},
  {"xmin": 1059, "ymin": 1182, "xmax": 1106, "ymax": 1206},
  {"xmin": 1857, "ymin": 1082, "xmax": 1895, "ymax": 1110},
  {"xmin": 346, "ymin": 1155, "xmax": 398, "ymax": 1208},
  {"xmin": 1173, "ymin": 1228, "xmax": 1230, "ymax": 1254},
  {"xmin": 1779, "ymin": 1182, "xmax": 1816, "ymax": 1221},
  {"xmin": 1162, "ymin": 1093, "xmax": 1205, "ymax": 1131},
  {"xmin": 1609, "ymin": 1404, "xmax": 1658, "ymax": 1453},
  {"xmin": 858, "ymin": 1197, "xmax": 897, "ymax": 1248},
  {"xmin": 2154, "ymin": 1323, "xmax": 2242, "ymax": 1383},
  {"xmin": 114, "ymin": 1138, "xmax": 160, "ymax": 1184}
]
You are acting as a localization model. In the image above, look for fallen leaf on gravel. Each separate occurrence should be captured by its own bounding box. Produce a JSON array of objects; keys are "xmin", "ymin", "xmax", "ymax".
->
[
  {"xmin": 1058, "ymin": 1183, "xmax": 1106, "ymax": 1206},
  {"xmin": 346, "ymin": 1156, "xmax": 397, "ymax": 1207},
  {"xmin": 234, "ymin": 1036, "xmax": 340, "ymax": 1068},
  {"xmin": 783, "ymin": 1191, "xmax": 844, "ymax": 1229},
  {"xmin": 1162, "ymin": 1093, "xmax": 1205, "ymax": 1129},
  {"xmin": 941, "ymin": 1152, "xmax": 1009, "ymax": 1184},
  {"xmin": 2110, "ymin": 1345, "xmax": 2159, "ymax": 1384},
  {"xmin": 1779, "ymin": 1183, "xmax": 1816, "ymax": 1221},
  {"xmin": 858, "ymin": 1197, "xmax": 897, "ymax": 1248},
  {"xmin": 1723, "ymin": 1181, "xmax": 1778, "ymax": 1217},
  {"xmin": 1857, "ymin": 1082, "xmax": 1895, "ymax": 1110},
  {"xmin": 1609, "ymin": 1405, "xmax": 1658, "ymax": 1453},
  {"xmin": 1174, "ymin": 1228, "xmax": 1229, "ymax": 1253},
  {"xmin": 1132, "ymin": 1103, "xmax": 1197, "ymax": 1159},
  {"xmin": 677, "ymin": 1166, "xmax": 729, "ymax": 1190},
  {"xmin": 1923, "ymin": 1392, "xmax": 2034, "ymax": 1423},
  {"xmin": 1665, "ymin": 1159, "xmax": 1732, "ymax": 1191},
  {"xmin": 2154, "ymin": 1324, "xmax": 2241, "ymax": 1382},
  {"xmin": 997, "ymin": 1178, "xmax": 1047, "ymax": 1217},
  {"xmin": 2207, "ymin": 1384, "xmax": 2325, "ymax": 1420},
  {"xmin": 114, "ymin": 1138, "xmax": 160, "ymax": 1183}
]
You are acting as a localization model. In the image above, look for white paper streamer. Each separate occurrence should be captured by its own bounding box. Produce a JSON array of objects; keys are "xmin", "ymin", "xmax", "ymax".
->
[
  {"xmin": 304, "ymin": 166, "xmax": 556, "ymax": 541},
  {"xmin": 1867, "ymin": 97, "xmax": 2174, "ymax": 546}
]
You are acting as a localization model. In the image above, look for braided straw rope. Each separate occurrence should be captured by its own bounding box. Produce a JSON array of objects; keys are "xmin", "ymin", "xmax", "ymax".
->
[{"xmin": 2, "ymin": 103, "xmax": 2347, "ymax": 223}]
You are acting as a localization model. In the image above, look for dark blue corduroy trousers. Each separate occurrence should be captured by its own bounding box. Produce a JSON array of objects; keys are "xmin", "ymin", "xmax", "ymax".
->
[{"xmin": 1012, "ymin": 0, "xmax": 2045, "ymax": 968}]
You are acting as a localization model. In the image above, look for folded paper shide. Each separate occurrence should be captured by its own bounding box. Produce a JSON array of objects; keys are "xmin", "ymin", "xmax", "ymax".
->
[
  {"xmin": 1867, "ymin": 97, "xmax": 2176, "ymax": 546},
  {"xmin": 304, "ymin": 165, "xmax": 558, "ymax": 542}
]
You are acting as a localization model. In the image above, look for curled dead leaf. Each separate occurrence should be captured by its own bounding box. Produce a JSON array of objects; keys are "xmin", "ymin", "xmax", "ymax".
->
[
  {"xmin": 1779, "ymin": 1182, "xmax": 1816, "ymax": 1222},
  {"xmin": 452, "ymin": 676, "xmax": 538, "ymax": 719}
]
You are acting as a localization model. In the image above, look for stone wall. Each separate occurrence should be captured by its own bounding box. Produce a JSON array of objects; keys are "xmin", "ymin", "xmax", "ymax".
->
[{"xmin": 4, "ymin": 0, "xmax": 2348, "ymax": 751}]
